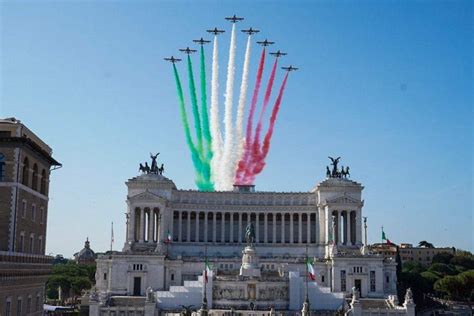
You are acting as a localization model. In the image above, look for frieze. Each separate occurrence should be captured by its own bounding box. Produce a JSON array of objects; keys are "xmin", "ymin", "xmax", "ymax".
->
[{"xmin": 170, "ymin": 204, "xmax": 318, "ymax": 213}]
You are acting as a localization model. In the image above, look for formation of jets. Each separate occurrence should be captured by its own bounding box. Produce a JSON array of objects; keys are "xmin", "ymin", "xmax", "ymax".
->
[
  {"xmin": 179, "ymin": 47, "xmax": 197, "ymax": 55},
  {"xmin": 164, "ymin": 56, "xmax": 181, "ymax": 64},
  {"xmin": 241, "ymin": 27, "xmax": 260, "ymax": 35},
  {"xmin": 270, "ymin": 50, "xmax": 287, "ymax": 58},
  {"xmin": 166, "ymin": 15, "xmax": 299, "ymax": 71},
  {"xmin": 257, "ymin": 39, "xmax": 275, "ymax": 47}
]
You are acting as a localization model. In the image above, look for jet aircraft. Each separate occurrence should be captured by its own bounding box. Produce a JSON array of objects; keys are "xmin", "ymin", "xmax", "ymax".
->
[
  {"xmin": 206, "ymin": 27, "xmax": 225, "ymax": 35},
  {"xmin": 241, "ymin": 27, "xmax": 260, "ymax": 35},
  {"xmin": 257, "ymin": 39, "xmax": 275, "ymax": 47},
  {"xmin": 193, "ymin": 38, "xmax": 211, "ymax": 45},
  {"xmin": 270, "ymin": 50, "xmax": 287, "ymax": 58},
  {"xmin": 164, "ymin": 56, "xmax": 182, "ymax": 64},
  {"xmin": 179, "ymin": 47, "xmax": 197, "ymax": 55},
  {"xmin": 282, "ymin": 65, "xmax": 298, "ymax": 72},
  {"xmin": 225, "ymin": 15, "xmax": 244, "ymax": 23}
]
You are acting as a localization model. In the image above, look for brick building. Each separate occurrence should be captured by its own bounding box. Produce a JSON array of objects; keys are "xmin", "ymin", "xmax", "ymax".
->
[{"xmin": 0, "ymin": 118, "xmax": 61, "ymax": 316}]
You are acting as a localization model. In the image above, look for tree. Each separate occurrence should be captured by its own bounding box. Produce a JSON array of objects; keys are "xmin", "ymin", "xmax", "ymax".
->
[
  {"xmin": 434, "ymin": 275, "xmax": 461, "ymax": 300},
  {"xmin": 46, "ymin": 261, "xmax": 96, "ymax": 301},
  {"xmin": 450, "ymin": 254, "xmax": 474, "ymax": 270},
  {"xmin": 418, "ymin": 240, "xmax": 435, "ymax": 248},
  {"xmin": 428, "ymin": 263, "xmax": 457, "ymax": 276},
  {"xmin": 432, "ymin": 252, "xmax": 454, "ymax": 264}
]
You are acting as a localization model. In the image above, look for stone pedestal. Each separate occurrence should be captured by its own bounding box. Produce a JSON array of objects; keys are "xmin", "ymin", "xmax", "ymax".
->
[{"xmin": 239, "ymin": 246, "xmax": 261, "ymax": 278}]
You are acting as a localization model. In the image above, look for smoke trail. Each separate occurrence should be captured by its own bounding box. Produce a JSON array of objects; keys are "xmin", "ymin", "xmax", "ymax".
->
[
  {"xmin": 172, "ymin": 63, "xmax": 205, "ymax": 188},
  {"xmin": 200, "ymin": 45, "xmax": 212, "ymax": 160},
  {"xmin": 235, "ymin": 48, "xmax": 266, "ymax": 183},
  {"xmin": 199, "ymin": 45, "xmax": 214, "ymax": 191},
  {"xmin": 209, "ymin": 35, "xmax": 223, "ymax": 189},
  {"xmin": 187, "ymin": 55, "xmax": 204, "ymax": 157},
  {"xmin": 220, "ymin": 23, "xmax": 237, "ymax": 191},
  {"xmin": 234, "ymin": 35, "xmax": 252, "ymax": 180},
  {"xmin": 244, "ymin": 72, "xmax": 290, "ymax": 183},
  {"xmin": 252, "ymin": 57, "xmax": 279, "ymax": 157}
]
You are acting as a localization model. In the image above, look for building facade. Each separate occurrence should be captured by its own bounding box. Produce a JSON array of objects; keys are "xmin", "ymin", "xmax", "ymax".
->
[
  {"xmin": 0, "ymin": 118, "xmax": 61, "ymax": 316},
  {"xmin": 370, "ymin": 243, "xmax": 456, "ymax": 266},
  {"xmin": 90, "ymin": 165, "xmax": 402, "ymax": 314}
]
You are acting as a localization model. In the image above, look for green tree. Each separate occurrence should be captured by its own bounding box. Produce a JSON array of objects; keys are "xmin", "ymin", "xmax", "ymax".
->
[
  {"xmin": 418, "ymin": 240, "xmax": 435, "ymax": 248},
  {"xmin": 434, "ymin": 275, "xmax": 462, "ymax": 300},
  {"xmin": 46, "ymin": 261, "xmax": 96, "ymax": 301},
  {"xmin": 450, "ymin": 254, "xmax": 474, "ymax": 270},
  {"xmin": 432, "ymin": 252, "xmax": 454, "ymax": 264},
  {"xmin": 428, "ymin": 263, "xmax": 457, "ymax": 276}
]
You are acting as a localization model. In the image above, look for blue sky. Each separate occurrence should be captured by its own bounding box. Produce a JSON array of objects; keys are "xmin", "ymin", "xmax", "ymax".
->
[{"xmin": 1, "ymin": 0, "xmax": 472, "ymax": 256}]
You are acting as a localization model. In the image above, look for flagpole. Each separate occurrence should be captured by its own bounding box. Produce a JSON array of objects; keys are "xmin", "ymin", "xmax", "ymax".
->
[
  {"xmin": 302, "ymin": 244, "xmax": 310, "ymax": 316},
  {"xmin": 200, "ymin": 243, "xmax": 208, "ymax": 316},
  {"xmin": 110, "ymin": 221, "xmax": 114, "ymax": 252},
  {"xmin": 381, "ymin": 225, "xmax": 383, "ymax": 245},
  {"xmin": 305, "ymin": 244, "xmax": 309, "ymax": 302}
]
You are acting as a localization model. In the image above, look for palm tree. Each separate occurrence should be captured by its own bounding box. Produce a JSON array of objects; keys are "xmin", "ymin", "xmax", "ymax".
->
[{"xmin": 418, "ymin": 240, "xmax": 434, "ymax": 248}]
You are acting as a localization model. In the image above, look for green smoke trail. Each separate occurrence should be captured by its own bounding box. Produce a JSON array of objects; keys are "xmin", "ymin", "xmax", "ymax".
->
[
  {"xmin": 172, "ymin": 63, "xmax": 205, "ymax": 189},
  {"xmin": 199, "ymin": 45, "xmax": 214, "ymax": 191},
  {"xmin": 187, "ymin": 55, "xmax": 203, "ymax": 156},
  {"xmin": 200, "ymin": 45, "xmax": 212, "ymax": 160}
]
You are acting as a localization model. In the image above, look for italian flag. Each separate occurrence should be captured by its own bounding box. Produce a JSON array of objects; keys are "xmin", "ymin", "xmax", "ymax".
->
[
  {"xmin": 306, "ymin": 257, "xmax": 316, "ymax": 281},
  {"xmin": 204, "ymin": 259, "xmax": 212, "ymax": 283},
  {"xmin": 382, "ymin": 229, "xmax": 393, "ymax": 245},
  {"xmin": 166, "ymin": 230, "xmax": 172, "ymax": 244}
]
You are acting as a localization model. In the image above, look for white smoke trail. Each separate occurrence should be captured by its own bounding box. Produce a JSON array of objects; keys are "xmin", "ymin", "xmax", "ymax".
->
[
  {"xmin": 220, "ymin": 23, "xmax": 237, "ymax": 191},
  {"xmin": 234, "ymin": 35, "xmax": 252, "ymax": 180},
  {"xmin": 210, "ymin": 35, "xmax": 223, "ymax": 189}
]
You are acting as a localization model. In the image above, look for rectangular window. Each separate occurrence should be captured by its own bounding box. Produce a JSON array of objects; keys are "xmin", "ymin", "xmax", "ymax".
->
[
  {"xmin": 321, "ymin": 275, "xmax": 325, "ymax": 283},
  {"xmin": 40, "ymin": 207, "xmax": 44, "ymax": 224},
  {"xmin": 29, "ymin": 235, "xmax": 34, "ymax": 253},
  {"xmin": 340, "ymin": 270, "xmax": 346, "ymax": 292},
  {"xmin": 104, "ymin": 273, "xmax": 107, "ymax": 280},
  {"xmin": 31, "ymin": 204, "xmax": 36, "ymax": 222},
  {"xmin": 16, "ymin": 298, "xmax": 22, "ymax": 316},
  {"xmin": 5, "ymin": 301, "xmax": 11, "ymax": 316},
  {"xmin": 171, "ymin": 273, "xmax": 175, "ymax": 281},
  {"xmin": 19, "ymin": 234, "xmax": 24, "ymax": 252},
  {"xmin": 22, "ymin": 201, "xmax": 27, "ymax": 218},
  {"xmin": 38, "ymin": 237, "xmax": 43, "ymax": 254},
  {"xmin": 370, "ymin": 271, "xmax": 376, "ymax": 292}
]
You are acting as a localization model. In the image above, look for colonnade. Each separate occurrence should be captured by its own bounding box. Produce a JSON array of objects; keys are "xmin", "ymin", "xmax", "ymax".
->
[
  {"xmin": 133, "ymin": 207, "xmax": 161, "ymax": 243},
  {"xmin": 332, "ymin": 210, "xmax": 357, "ymax": 245},
  {"xmin": 171, "ymin": 211, "xmax": 320, "ymax": 245}
]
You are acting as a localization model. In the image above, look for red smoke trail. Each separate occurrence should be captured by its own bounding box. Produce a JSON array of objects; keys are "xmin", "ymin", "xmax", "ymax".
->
[
  {"xmin": 251, "ymin": 57, "xmax": 279, "ymax": 171},
  {"xmin": 243, "ymin": 72, "xmax": 290, "ymax": 183},
  {"xmin": 235, "ymin": 48, "xmax": 266, "ymax": 183}
]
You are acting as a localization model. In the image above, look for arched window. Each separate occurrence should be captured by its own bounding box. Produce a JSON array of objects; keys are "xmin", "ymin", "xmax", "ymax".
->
[
  {"xmin": 32, "ymin": 164, "xmax": 38, "ymax": 190},
  {"xmin": 0, "ymin": 153, "xmax": 5, "ymax": 181},
  {"xmin": 22, "ymin": 157, "xmax": 29, "ymax": 186},
  {"xmin": 40, "ymin": 169, "xmax": 47, "ymax": 194}
]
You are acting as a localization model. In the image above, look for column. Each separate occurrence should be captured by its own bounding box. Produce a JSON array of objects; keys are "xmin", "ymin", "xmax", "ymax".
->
[
  {"xmin": 221, "ymin": 213, "xmax": 225, "ymax": 243},
  {"xmin": 230, "ymin": 213, "xmax": 234, "ymax": 242},
  {"xmin": 281, "ymin": 214, "xmax": 285, "ymax": 244},
  {"xmin": 298, "ymin": 213, "xmax": 303, "ymax": 244},
  {"xmin": 307, "ymin": 213, "xmax": 311, "ymax": 244},
  {"xmin": 347, "ymin": 211, "xmax": 352, "ymax": 246},
  {"xmin": 195, "ymin": 212, "xmax": 200, "ymax": 242},
  {"xmin": 178, "ymin": 211, "xmax": 182, "ymax": 242},
  {"xmin": 337, "ymin": 211, "xmax": 342, "ymax": 245},
  {"xmin": 129, "ymin": 207, "xmax": 135, "ymax": 243},
  {"xmin": 355, "ymin": 210, "xmax": 362, "ymax": 245},
  {"xmin": 169, "ymin": 211, "xmax": 173, "ymax": 243},
  {"xmin": 272, "ymin": 213, "xmax": 277, "ymax": 243},
  {"xmin": 213, "ymin": 212, "xmax": 217, "ymax": 242},
  {"xmin": 204, "ymin": 212, "xmax": 208, "ymax": 243},
  {"xmin": 290, "ymin": 213, "xmax": 294, "ymax": 244},
  {"xmin": 255, "ymin": 214, "xmax": 259, "ymax": 243},
  {"xmin": 140, "ymin": 208, "xmax": 145, "ymax": 242},
  {"xmin": 264, "ymin": 213, "xmax": 268, "ymax": 243},
  {"xmin": 187, "ymin": 212, "xmax": 191, "ymax": 242},
  {"xmin": 238, "ymin": 213, "xmax": 242, "ymax": 243},
  {"xmin": 148, "ymin": 210, "xmax": 153, "ymax": 242}
]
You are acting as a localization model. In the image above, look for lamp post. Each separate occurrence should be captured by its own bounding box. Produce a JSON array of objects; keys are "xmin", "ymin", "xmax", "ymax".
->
[
  {"xmin": 302, "ymin": 244, "xmax": 310, "ymax": 316},
  {"xmin": 200, "ymin": 244, "xmax": 208, "ymax": 316}
]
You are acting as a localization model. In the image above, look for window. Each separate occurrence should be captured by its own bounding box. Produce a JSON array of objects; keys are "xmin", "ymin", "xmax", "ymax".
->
[
  {"xmin": 38, "ymin": 236, "xmax": 43, "ymax": 254},
  {"xmin": 321, "ymin": 275, "xmax": 325, "ymax": 283},
  {"xmin": 32, "ymin": 164, "xmax": 38, "ymax": 190},
  {"xmin": 35, "ymin": 295, "xmax": 40, "ymax": 311},
  {"xmin": 171, "ymin": 273, "xmax": 175, "ymax": 281},
  {"xmin": 22, "ymin": 157, "xmax": 29, "ymax": 186},
  {"xmin": 370, "ymin": 271, "xmax": 376, "ymax": 292},
  {"xmin": 104, "ymin": 273, "xmax": 107, "ymax": 280},
  {"xmin": 0, "ymin": 153, "xmax": 5, "ymax": 181},
  {"xmin": 16, "ymin": 298, "xmax": 22, "ymax": 316},
  {"xmin": 386, "ymin": 275, "xmax": 390, "ymax": 283},
  {"xmin": 27, "ymin": 296, "xmax": 31, "ymax": 313},
  {"xmin": 22, "ymin": 200, "xmax": 27, "ymax": 218},
  {"xmin": 40, "ymin": 207, "xmax": 44, "ymax": 224},
  {"xmin": 19, "ymin": 232, "xmax": 25, "ymax": 252},
  {"xmin": 5, "ymin": 298, "xmax": 11, "ymax": 316},
  {"xmin": 40, "ymin": 169, "xmax": 47, "ymax": 194},
  {"xmin": 31, "ymin": 204, "xmax": 36, "ymax": 222},
  {"xmin": 29, "ymin": 234, "xmax": 34, "ymax": 253},
  {"xmin": 340, "ymin": 270, "xmax": 346, "ymax": 292}
]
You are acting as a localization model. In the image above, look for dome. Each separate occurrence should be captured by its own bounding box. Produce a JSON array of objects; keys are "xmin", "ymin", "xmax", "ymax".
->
[{"xmin": 74, "ymin": 238, "xmax": 97, "ymax": 264}]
